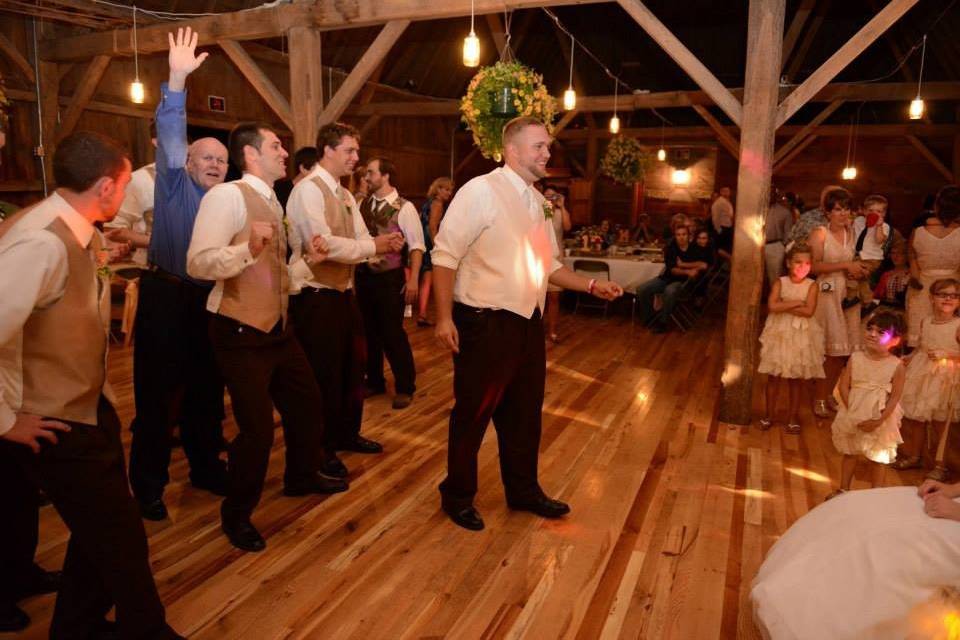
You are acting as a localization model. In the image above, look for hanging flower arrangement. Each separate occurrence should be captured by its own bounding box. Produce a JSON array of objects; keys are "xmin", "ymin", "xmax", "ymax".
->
[
  {"xmin": 601, "ymin": 136, "xmax": 652, "ymax": 185},
  {"xmin": 460, "ymin": 61, "xmax": 557, "ymax": 161}
]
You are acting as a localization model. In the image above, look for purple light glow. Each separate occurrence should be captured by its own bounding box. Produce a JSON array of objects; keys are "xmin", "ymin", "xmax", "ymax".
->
[{"xmin": 877, "ymin": 329, "xmax": 894, "ymax": 346}]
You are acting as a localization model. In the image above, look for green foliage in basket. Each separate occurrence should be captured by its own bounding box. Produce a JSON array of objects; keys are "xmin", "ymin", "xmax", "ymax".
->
[{"xmin": 601, "ymin": 136, "xmax": 653, "ymax": 185}]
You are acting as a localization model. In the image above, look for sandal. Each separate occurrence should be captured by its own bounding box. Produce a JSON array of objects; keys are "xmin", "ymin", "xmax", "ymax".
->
[
  {"xmin": 785, "ymin": 423, "xmax": 801, "ymax": 435},
  {"xmin": 824, "ymin": 489, "xmax": 846, "ymax": 501},
  {"xmin": 813, "ymin": 400, "xmax": 833, "ymax": 419},
  {"xmin": 927, "ymin": 467, "xmax": 951, "ymax": 482},
  {"xmin": 890, "ymin": 455, "xmax": 922, "ymax": 470},
  {"xmin": 826, "ymin": 396, "xmax": 840, "ymax": 413},
  {"xmin": 758, "ymin": 418, "xmax": 773, "ymax": 431}
]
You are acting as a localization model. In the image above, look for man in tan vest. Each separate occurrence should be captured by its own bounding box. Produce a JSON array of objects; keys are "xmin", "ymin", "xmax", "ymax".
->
[
  {"xmin": 0, "ymin": 131, "xmax": 183, "ymax": 637},
  {"xmin": 433, "ymin": 117, "xmax": 623, "ymax": 531},
  {"xmin": 188, "ymin": 122, "xmax": 346, "ymax": 553},
  {"xmin": 286, "ymin": 123, "xmax": 404, "ymax": 478}
]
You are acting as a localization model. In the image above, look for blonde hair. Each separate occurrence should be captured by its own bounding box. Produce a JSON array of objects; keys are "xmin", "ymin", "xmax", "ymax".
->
[{"xmin": 427, "ymin": 177, "xmax": 454, "ymax": 200}]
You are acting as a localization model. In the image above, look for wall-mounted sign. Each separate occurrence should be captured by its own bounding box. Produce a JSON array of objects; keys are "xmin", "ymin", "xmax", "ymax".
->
[{"xmin": 208, "ymin": 95, "xmax": 226, "ymax": 113}]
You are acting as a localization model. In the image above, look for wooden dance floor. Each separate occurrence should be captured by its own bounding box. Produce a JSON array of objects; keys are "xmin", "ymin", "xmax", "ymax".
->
[{"xmin": 8, "ymin": 310, "xmax": 924, "ymax": 639}]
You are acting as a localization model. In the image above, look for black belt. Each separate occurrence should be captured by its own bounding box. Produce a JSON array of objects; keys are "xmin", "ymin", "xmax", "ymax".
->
[
  {"xmin": 146, "ymin": 264, "xmax": 186, "ymax": 284},
  {"xmin": 454, "ymin": 302, "xmax": 542, "ymax": 320},
  {"xmin": 299, "ymin": 286, "xmax": 353, "ymax": 296}
]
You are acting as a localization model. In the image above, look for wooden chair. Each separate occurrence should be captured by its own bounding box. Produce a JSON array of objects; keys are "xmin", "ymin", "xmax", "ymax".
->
[
  {"xmin": 572, "ymin": 259, "xmax": 611, "ymax": 316},
  {"xmin": 109, "ymin": 265, "xmax": 143, "ymax": 346}
]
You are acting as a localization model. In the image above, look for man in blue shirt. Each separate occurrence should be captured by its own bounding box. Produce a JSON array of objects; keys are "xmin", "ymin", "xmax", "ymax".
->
[{"xmin": 129, "ymin": 27, "xmax": 229, "ymax": 521}]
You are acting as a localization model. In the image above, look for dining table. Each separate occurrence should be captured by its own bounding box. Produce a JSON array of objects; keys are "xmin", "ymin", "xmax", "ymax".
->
[{"xmin": 561, "ymin": 253, "xmax": 664, "ymax": 291}]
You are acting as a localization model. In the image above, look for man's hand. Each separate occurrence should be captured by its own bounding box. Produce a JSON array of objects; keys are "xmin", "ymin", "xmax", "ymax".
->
[
  {"xmin": 435, "ymin": 317, "xmax": 459, "ymax": 353},
  {"xmin": 373, "ymin": 232, "xmax": 404, "ymax": 254},
  {"xmin": 592, "ymin": 280, "xmax": 623, "ymax": 300},
  {"xmin": 856, "ymin": 418, "xmax": 882, "ymax": 433},
  {"xmin": 1, "ymin": 413, "xmax": 71, "ymax": 454},
  {"xmin": 404, "ymin": 278, "xmax": 419, "ymax": 305},
  {"xmin": 105, "ymin": 228, "xmax": 133, "ymax": 244},
  {"xmin": 106, "ymin": 240, "xmax": 131, "ymax": 263},
  {"xmin": 168, "ymin": 27, "xmax": 209, "ymax": 91},
  {"xmin": 304, "ymin": 235, "xmax": 328, "ymax": 266},
  {"xmin": 923, "ymin": 492, "xmax": 960, "ymax": 521},
  {"xmin": 248, "ymin": 221, "xmax": 275, "ymax": 259}
]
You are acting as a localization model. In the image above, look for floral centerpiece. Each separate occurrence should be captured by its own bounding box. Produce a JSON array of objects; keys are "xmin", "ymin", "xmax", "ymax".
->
[
  {"xmin": 460, "ymin": 61, "xmax": 557, "ymax": 161},
  {"xmin": 600, "ymin": 136, "xmax": 652, "ymax": 185}
]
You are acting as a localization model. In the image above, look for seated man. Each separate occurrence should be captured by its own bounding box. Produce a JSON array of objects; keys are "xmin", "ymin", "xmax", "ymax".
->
[{"xmin": 636, "ymin": 224, "xmax": 704, "ymax": 333}]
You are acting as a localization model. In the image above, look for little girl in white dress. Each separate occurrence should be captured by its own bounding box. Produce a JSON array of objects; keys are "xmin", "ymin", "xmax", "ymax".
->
[{"xmin": 829, "ymin": 311, "xmax": 906, "ymax": 497}]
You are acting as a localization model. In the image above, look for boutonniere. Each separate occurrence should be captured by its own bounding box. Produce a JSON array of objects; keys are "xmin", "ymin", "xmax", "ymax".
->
[
  {"xmin": 282, "ymin": 215, "xmax": 290, "ymax": 235},
  {"xmin": 543, "ymin": 202, "xmax": 554, "ymax": 220},
  {"xmin": 95, "ymin": 248, "xmax": 112, "ymax": 279}
]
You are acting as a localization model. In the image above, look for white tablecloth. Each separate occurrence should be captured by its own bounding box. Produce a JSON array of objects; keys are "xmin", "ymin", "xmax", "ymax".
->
[{"xmin": 562, "ymin": 256, "xmax": 664, "ymax": 291}]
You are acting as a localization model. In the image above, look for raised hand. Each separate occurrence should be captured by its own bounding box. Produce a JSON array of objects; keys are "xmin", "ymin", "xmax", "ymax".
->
[
  {"xmin": 248, "ymin": 221, "xmax": 275, "ymax": 258},
  {"xmin": 1, "ymin": 413, "xmax": 71, "ymax": 454},
  {"xmin": 168, "ymin": 27, "xmax": 209, "ymax": 91}
]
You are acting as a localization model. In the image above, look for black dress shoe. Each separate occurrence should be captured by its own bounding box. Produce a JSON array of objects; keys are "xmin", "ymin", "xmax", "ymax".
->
[
  {"xmin": 283, "ymin": 475, "xmax": 349, "ymax": 496},
  {"xmin": 0, "ymin": 603, "xmax": 29, "ymax": 632},
  {"xmin": 320, "ymin": 454, "xmax": 349, "ymax": 479},
  {"xmin": 338, "ymin": 436, "xmax": 383, "ymax": 454},
  {"xmin": 392, "ymin": 394, "xmax": 413, "ymax": 409},
  {"xmin": 222, "ymin": 520, "xmax": 266, "ymax": 552},
  {"xmin": 139, "ymin": 498, "xmax": 168, "ymax": 521},
  {"xmin": 443, "ymin": 506, "xmax": 484, "ymax": 531},
  {"xmin": 364, "ymin": 385, "xmax": 387, "ymax": 399},
  {"xmin": 17, "ymin": 566, "xmax": 62, "ymax": 599},
  {"xmin": 508, "ymin": 496, "xmax": 571, "ymax": 519}
]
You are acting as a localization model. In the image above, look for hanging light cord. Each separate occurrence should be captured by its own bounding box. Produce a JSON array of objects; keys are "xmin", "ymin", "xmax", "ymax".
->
[
  {"xmin": 915, "ymin": 34, "xmax": 927, "ymax": 98},
  {"xmin": 132, "ymin": 4, "xmax": 139, "ymax": 81},
  {"xmin": 567, "ymin": 33, "xmax": 574, "ymax": 88},
  {"xmin": 613, "ymin": 80, "xmax": 618, "ymax": 116},
  {"xmin": 469, "ymin": 0, "xmax": 475, "ymax": 34}
]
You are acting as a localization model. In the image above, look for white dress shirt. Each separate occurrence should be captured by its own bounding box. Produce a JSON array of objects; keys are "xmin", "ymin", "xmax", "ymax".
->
[
  {"xmin": 286, "ymin": 165, "xmax": 376, "ymax": 291},
  {"xmin": 0, "ymin": 193, "xmax": 99, "ymax": 434},
  {"xmin": 105, "ymin": 162, "xmax": 155, "ymax": 265},
  {"xmin": 367, "ymin": 188, "xmax": 426, "ymax": 253},
  {"xmin": 187, "ymin": 173, "xmax": 310, "ymax": 313},
  {"xmin": 711, "ymin": 195, "xmax": 734, "ymax": 233},
  {"xmin": 432, "ymin": 166, "xmax": 561, "ymax": 317}
]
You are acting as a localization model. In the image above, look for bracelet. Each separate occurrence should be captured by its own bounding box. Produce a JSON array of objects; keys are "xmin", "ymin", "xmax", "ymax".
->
[{"xmin": 587, "ymin": 278, "xmax": 596, "ymax": 294}]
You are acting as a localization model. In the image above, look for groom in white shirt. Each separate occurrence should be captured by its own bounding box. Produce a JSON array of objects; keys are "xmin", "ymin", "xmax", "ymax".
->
[{"xmin": 432, "ymin": 116, "xmax": 623, "ymax": 531}]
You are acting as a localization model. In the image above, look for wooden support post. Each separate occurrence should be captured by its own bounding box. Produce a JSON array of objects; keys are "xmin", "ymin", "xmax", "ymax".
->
[
  {"xmin": 57, "ymin": 55, "xmax": 111, "ymax": 142},
  {"xmin": 692, "ymin": 104, "xmax": 740, "ymax": 159},
  {"xmin": 773, "ymin": 99, "xmax": 842, "ymax": 163},
  {"xmin": 318, "ymin": 20, "xmax": 409, "ymax": 126},
  {"xmin": 617, "ymin": 0, "xmax": 743, "ymax": 125},
  {"xmin": 905, "ymin": 135, "xmax": 954, "ymax": 182},
  {"xmin": 720, "ymin": 0, "xmax": 786, "ymax": 425},
  {"xmin": 219, "ymin": 39, "xmax": 294, "ymax": 130},
  {"xmin": 37, "ymin": 61, "xmax": 60, "ymax": 188},
  {"xmin": 287, "ymin": 26, "xmax": 323, "ymax": 151},
  {"xmin": 0, "ymin": 32, "xmax": 36, "ymax": 84},
  {"xmin": 777, "ymin": 0, "xmax": 920, "ymax": 127}
]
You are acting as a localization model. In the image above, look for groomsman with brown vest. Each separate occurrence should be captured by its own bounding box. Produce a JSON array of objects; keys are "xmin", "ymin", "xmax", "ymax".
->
[
  {"xmin": 357, "ymin": 157, "xmax": 425, "ymax": 409},
  {"xmin": 286, "ymin": 123, "xmax": 404, "ymax": 476},
  {"xmin": 433, "ymin": 117, "xmax": 623, "ymax": 531},
  {"xmin": 188, "ymin": 122, "xmax": 347, "ymax": 553},
  {"xmin": 0, "ymin": 131, "xmax": 182, "ymax": 637}
]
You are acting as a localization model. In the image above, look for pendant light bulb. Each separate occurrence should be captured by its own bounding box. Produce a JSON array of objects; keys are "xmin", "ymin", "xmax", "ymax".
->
[
  {"xmin": 129, "ymin": 5, "xmax": 145, "ymax": 104},
  {"xmin": 563, "ymin": 88, "xmax": 577, "ymax": 111},
  {"xmin": 657, "ymin": 148, "xmax": 666, "ymax": 162},
  {"xmin": 909, "ymin": 35, "xmax": 927, "ymax": 121},
  {"xmin": 909, "ymin": 98, "xmax": 924, "ymax": 120},
  {"xmin": 841, "ymin": 166, "xmax": 857, "ymax": 181},
  {"xmin": 463, "ymin": 31, "xmax": 480, "ymax": 67},
  {"xmin": 130, "ymin": 80, "xmax": 145, "ymax": 104},
  {"xmin": 609, "ymin": 115, "xmax": 620, "ymax": 134}
]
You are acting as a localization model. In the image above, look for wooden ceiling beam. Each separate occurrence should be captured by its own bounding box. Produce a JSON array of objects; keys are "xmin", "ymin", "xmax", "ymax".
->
[
  {"xmin": 904, "ymin": 134, "xmax": 953, "ymax": 181},
  {"xmin": 691, "ymin": 104, "xmax": 740, "ymax": 159},
  {"xmin": 318, "ymin": 20, "xmax": 409, "ymax": 126},
  {"xmin": 773, "ymin": 99, "xmax": 842, "ymax": 163},
  {"xmin": 219, "ymin": 39, "xmax": 294, "ymax": 130},
  {"xmin": 783, "ymin": 0, "xmax": 828, "ymax": 78},
  {"xmin": 773, "ymin": 133, "xmax": 818, "ymax": 172},
  {"xmin": 553, "ymin": 109, "xmax": 580, "ymax": 135},
  {"xmin": 555, "ymin": 122, "xmax": 960, "ymax": 140},
  {"xmin": 0, "ymin": 32, "xmax": 36, "ymax": 84},
  {"xmin": 485, "ymin": 12, "xmax": 508, "ymax": 59},
  {"xmin": 777, "ymin": 0, "xmax": 921, "ymax": 127},
  {"xmin": 40, "ymin": 0, "xmax": 606, "ymax": 62},
  {"xmin": 617, "ymin": 0, "xmax": 743, "ymax": 126},
  {"xmin": 780, "ymin": 0, "xmax": 816, "ymax": 69},
  {"xmin": 57, "ymin": 54, "xmax": 111, "ymax": 141}
]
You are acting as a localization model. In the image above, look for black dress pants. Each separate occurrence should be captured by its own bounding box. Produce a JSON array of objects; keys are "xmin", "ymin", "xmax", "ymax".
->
[
  {"xmin": 1, "ymin": 399, "xmax": 178, "ymax": 639},
  {"xmin": 291, "ymin": 289, "xmax": 366, "ymax": 449},
  {"xmin": 438, "ymin": 304, "xmax": 547, "ymax": 511},
  {"xmin": 209, "ymin": 315, "xmax": 324, "ymax": 524},
  {"xmin": 355, "ymin": 268, "xmax": 416, "ymax": 395},
  {"xmin": 129, "ymin": 269, "xmax": 226, "ymax": 503},
  {"xmin": 0, "ymin": 444, "xmax": 40, "ymax": 605}
]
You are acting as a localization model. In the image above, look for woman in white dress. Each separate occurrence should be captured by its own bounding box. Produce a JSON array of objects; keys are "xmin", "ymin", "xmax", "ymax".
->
[
  {"xmin": 808, "ymin": 188, "xmax": 870, "ymax": 418},
  {"xmin": 751, "ymin": 480, "xmax": 960, "ymax": 640}
]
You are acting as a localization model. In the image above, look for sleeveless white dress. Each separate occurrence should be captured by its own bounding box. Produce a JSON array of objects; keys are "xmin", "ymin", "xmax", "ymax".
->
[
  {"xmin": 901, "ymin": 316, "xmax": 960, "ymax": 422},
  {"xmin": 830, "ymin": 351, "xmax": 903, "ymax": 464},
  {"xmin": 758, "ymin": 276, "xmax": 825, "ymax": 379},
  {"xmin": 814, "ymin": 227, "xmax": 860, "ymax": 356}
]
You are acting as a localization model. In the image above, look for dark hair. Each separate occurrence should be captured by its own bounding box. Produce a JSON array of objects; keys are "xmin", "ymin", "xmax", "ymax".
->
[
  {"xmin": 543, "ymin": 183, "xmax": 568, "ymax": 198},
  {"xmin": 293, "ymin": 146, "xmax": 318, "ymax": 172},
  {"xmin": 786, "ymin": 242, "xmax": 812, "ymax": 261},
  {"xmin": 371, "ymin": 157, "xmax": 398, "ymax": 187},
  {"xmin": 228, "ymin": 121, "xmax": 273, "ymax": 171},
  {"xmin": 823, "ymin": 187, "xmax": 852, "ymax": 213},
  {"xmin": 930, "ymin": 278, "xmax": 960, "ymax": 296},
  {"xmin": 53, "ymin": 131, "xmax": 130, "ymax": 192},
  {"xmin": 923, "ymin": 194, "xmax": 936, "ymax": 210},
  {"xmin": 317, "ymin": 122, "xmax": 359, "ymax": 154},
  {"xmin": 935, "ymin": 185, "xmax": 960, "ymax": 224},
  {"xmin": 865, "ymin": 310, "xmax": 905, "ymax": 338}
]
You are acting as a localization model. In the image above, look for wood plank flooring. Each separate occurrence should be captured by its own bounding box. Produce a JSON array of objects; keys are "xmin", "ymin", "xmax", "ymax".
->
[{"xmin": 4, "ymin": 309, "xmax": 926, "ymax": 639}]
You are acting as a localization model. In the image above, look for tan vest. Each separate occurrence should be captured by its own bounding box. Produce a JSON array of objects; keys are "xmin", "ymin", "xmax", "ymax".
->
[
  {"xmin": 307, "ymin": 176, "xmax": 354, "ymax": 291},
  {"xmin": 0, "ymin": 205, "xmax": 111, "ymax": 426},
  {"xmin": 218, "ymin": 182, "xmax": 290, "ymax": 332}
]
